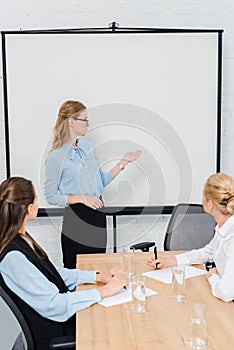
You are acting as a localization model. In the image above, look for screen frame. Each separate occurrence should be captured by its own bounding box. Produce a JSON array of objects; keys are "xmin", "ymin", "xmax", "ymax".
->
[{"xmin": 1, "ymin": 25, "xmax": 223, "ymax": 216}]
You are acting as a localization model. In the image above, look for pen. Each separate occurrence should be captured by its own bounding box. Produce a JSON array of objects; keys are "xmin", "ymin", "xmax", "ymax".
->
[{"xmin": 154, "ymin": 246, "xmax": 159, "ymax": 269}]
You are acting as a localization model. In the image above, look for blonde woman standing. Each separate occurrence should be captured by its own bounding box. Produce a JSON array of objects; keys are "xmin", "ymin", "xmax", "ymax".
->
[
  {"xmin": 147, "ymin": 173, "xmax": 234, "ymax": 302},
  {"xmin": 44, "ymin": 100, "xmax": 141, "ymax": 268}
]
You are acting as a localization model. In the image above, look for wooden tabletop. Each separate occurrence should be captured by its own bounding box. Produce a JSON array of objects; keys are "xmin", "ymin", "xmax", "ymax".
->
[{"xmin": 76, "ymin": 252, "xmax": 234, "ymax": 350}]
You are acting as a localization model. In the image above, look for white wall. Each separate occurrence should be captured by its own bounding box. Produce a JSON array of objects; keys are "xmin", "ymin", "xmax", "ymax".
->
[
  {"xmin": 0, "ymin": 1, "xmax": 234, "ymax": 182},
  {"xmin": 0, "ymin": 1, "xmax": 234, "ymax": 263}
]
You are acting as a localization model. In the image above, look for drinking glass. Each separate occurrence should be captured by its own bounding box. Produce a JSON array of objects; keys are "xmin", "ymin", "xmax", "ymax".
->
[
  {"xmin": 131, "ymin": 274, "xmax": 146, "ymax": 313},
  {"xmin": 171, "ymin": 265, "xmax": 185, "ymax": 302},
  {"xmin": 123, "ymin": 247, "xmax": 134, "ymax": 278},
  {"xmin": 189, "ymin": 303, "xmax": 207, "ymax": 349}
]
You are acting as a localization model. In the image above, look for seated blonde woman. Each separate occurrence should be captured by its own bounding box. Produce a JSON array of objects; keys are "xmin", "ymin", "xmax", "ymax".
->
[{"xmin": 147, "ymin": 173, "xmax": 234, "ymax": 302}]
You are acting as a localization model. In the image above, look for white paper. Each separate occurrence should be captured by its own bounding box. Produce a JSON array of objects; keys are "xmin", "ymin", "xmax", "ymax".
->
[
  {"xmin": 185, "ymin": 265, "xmax": 207, "ymax": 279},
  {"xmin": 142, "ymin": 266, "xmax": 207, "ymax": 284},
  {"xmin": 133, "ymin": 286, "xmax": 145, "ymax": 301},
  {"xmin": 98, "ymin": 286, "xmax": 158, "ymax": 307}
]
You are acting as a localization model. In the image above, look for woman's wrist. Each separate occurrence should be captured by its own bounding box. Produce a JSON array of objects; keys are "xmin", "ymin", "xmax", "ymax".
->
[
  {"xmin": 95, "ymin": 272, "xmax": 101, "ymax": 283},
  {"xmin": 67, "ymin": 194, "xmax": 83, "ymax": 205},
  {"xmin": 207, "ymin": 274, "xmax": 214, "ymax": 284},
  {"xmin": 98, "ymin": 286, "xmax": 107, "ymax": 298},
  {"xmin": 117, "ymin": 159, "xmax": 130, "ymax": 170},
  {"xmin": 117, "ymin": 163, "xmax": 125, "ymax": 170}
]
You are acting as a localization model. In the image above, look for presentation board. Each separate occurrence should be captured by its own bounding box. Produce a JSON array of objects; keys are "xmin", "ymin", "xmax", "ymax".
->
[{"xmin": 2, "ymin": 28, "xmax": 222, "ymax": 212}]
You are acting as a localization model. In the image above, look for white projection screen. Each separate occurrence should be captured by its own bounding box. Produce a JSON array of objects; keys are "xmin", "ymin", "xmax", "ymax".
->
[{"xmin": 2, "ymin": 28, "xmax": 222, "ymax": 214}]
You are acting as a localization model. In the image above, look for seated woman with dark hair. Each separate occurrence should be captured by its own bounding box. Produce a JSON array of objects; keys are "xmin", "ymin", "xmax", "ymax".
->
[{"xmin": 0, "ymin": 177, "xmax": 127, "ymax": 350}]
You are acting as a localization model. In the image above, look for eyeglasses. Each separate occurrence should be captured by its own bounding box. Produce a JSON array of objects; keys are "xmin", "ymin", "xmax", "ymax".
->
[{"xmin": 72, "ymin": 117, "xmax": 89, "ymax": 122}]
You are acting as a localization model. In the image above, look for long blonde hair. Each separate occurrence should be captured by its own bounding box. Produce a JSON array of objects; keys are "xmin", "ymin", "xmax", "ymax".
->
[
  {"xmin": 204, "ymin": 173, "xmax": 234, "ymax": 215},
  {"xmin": 50, "ymin": 100, "xmax": 86, "ymax": 151}
]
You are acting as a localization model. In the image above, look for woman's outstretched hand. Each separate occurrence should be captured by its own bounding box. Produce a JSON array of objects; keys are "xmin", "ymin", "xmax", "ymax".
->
[
  {"xmin": 111, "ymin": 149, "xmax": 142, "ymax": 177},
  {"xmin": 123, "ymin": 150, "xmax": 142, "ymax": 163}
]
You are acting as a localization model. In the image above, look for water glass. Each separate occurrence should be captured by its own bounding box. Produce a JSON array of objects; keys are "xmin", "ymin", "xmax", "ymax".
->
[
  {"xmin": 171, "ymin": 265, "xmax": 185, "ymax": 302},
  {"xmin": 131, "ymin": 274, "xmax": 146, "ymax": 313},
  {"xmin": 189, "ymin": 303, "xmax": 207, "ymax": 349},
  {"xmin": 123, "ymin": 247, "xmax": 134, "ymax": 278}
]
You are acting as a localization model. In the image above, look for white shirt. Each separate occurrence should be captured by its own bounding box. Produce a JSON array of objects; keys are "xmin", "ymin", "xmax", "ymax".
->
[{"xmin": 176, "ymin": 215, "xmax": 234, "ymax": 302}]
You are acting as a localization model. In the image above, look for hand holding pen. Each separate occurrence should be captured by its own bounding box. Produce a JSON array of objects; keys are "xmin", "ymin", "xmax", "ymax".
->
[
  {"xmin": 147, "ymin": 253, "xmax": 177, "ymax": 269},
  {"xmin": 154, "ymin": 246, "xmax": 159, "ymax": 269}
]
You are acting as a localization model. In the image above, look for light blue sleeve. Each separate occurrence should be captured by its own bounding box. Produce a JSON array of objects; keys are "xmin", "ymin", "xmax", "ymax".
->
[
  {"xmin": 99, "ymin": 169, "xmax": 114, "ymax": 187},
  {"xmin": 44, "ymin": 154, "xmax": 68, "ymax": 206},
  {"xmin": 92, "ymin": 146, "xmax": 114, "ymax": 187},
  {"xmin": 56, "ymin": 266, "xmax": 97, "ymax": 291},
  {"xmin": 0, "ymin": 251, "xmax": 101, "ymax": 322}
]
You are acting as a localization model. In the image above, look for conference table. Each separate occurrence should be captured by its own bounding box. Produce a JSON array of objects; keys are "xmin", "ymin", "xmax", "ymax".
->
[{"xmin": 76, "ymin": 251, "xmax": 234, "ymax": 349}]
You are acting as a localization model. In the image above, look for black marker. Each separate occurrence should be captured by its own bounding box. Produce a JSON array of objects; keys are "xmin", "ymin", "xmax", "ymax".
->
[{"xmin": 154, "ymin": 246, "xmax": 159, "ymax": 269}]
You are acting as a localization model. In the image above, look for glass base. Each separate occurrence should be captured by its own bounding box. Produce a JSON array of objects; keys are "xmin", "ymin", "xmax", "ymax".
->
[
  {"xmin": 172, "ymin": 295, "xmax": 185, "ymax": 302},
  {"xmin": 189, "ymin": 339, "xmax": 206, "ymax": 349},
  {"xmin": 132, "ymin": 306, "xmax": 145, "ymax": 313}
]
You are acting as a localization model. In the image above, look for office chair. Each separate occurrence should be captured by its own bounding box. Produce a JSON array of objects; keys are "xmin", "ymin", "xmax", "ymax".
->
[
  {"xmin": 164, "ymin": 203, "xmax": 216, "ymax": 251},
  {"xmin": 130, "ymin": 241, "xmax": 155, "ymax": 252},
  {"xmin": 0, "ymin": 285, "xmax": 75, "ymax": 350},
  {"xmin": 164, "ymin": 203, "xmax": 217, "ymax": 271}
]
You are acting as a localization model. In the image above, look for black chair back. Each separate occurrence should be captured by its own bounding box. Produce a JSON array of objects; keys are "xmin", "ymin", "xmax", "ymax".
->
[
  {"xmin": 0, "ymin": 285, "xmax": 34, "ymax": 350},
  {"xmin": 164, "ymin": 203, "xmax": 216, "ymax": 251},
  {"xmin": 0, "ymin": 283, "xmax": 75, "ymax": 349}
]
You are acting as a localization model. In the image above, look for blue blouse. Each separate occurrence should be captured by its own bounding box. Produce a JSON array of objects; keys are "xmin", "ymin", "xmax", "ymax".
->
[
  {"xmin": 44, "ymin": 139, "xmax": 114, "ymax": 207},
  {"xmin": 0, "ymin": 251, "xmax": 101, "ymax": 322}
]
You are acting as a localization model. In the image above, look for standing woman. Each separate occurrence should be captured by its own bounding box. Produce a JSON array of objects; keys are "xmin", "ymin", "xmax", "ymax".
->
[
  {"xmin": 147, "ymin": 173, "xmax": 234, "ymax": 302},
  {"xmin": 45, "ymin": 100, "xmax": 141, "ymax": 268}
]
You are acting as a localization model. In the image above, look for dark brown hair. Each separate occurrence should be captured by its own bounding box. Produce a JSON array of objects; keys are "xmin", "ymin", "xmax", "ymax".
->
[{"xmin": 0, "ymin": 177, "xmax": 47, "ymax": 256}]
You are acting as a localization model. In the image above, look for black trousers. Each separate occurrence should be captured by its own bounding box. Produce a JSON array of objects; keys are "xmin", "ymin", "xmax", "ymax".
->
[{"xmin": 61, "ymin": 203, "xmax": 107, "ymax": 268}]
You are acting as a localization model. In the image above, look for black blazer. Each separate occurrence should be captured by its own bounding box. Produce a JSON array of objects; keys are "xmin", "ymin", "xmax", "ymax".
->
[{"xmin": 0, "ymin": 235, "xmax": 75, "ymax": 350}]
